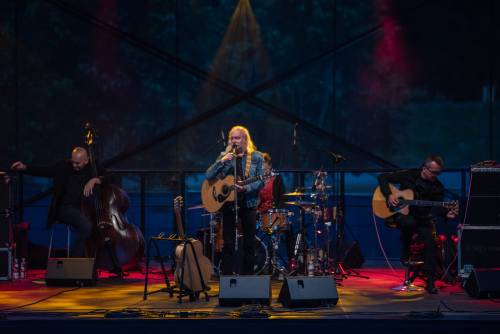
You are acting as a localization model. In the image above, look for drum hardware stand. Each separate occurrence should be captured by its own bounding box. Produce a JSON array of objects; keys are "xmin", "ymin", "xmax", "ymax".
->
[
  {"xmin": 261, "ymin": 232, "xmax": 289, "ymax": 278},
  {"xmin": 330, "ymin": 182, "xmax": 369, "ymax": 281},
  {"xmin": 143, "ymin": 235, "xmax": 210, "ymax": 303}
]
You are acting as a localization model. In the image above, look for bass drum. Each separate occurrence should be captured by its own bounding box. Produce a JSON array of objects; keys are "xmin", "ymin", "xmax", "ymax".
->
[{"xmin": 216, "ymin": 235, "xmax": 268, "ymax": 275}]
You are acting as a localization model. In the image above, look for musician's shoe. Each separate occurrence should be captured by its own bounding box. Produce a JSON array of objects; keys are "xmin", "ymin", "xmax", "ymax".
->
[
  {"xmin": 426, "ymin": 281, "xmax": 438, "ymax": 294},
  {"xmin": 109, "ymin": 267, "xmax": 127, "ymax": 278}
]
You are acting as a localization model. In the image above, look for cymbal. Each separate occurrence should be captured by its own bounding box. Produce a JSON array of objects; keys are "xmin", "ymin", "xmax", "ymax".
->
[
  {"xmin": 284, "ymin": 201, "xmax": 316, "ymax": 208},
  {"xmin": 283, "ymin": 191, "xmax": 307, "ymax": 196},
  {"xmin": 187, "ymin": 204, "xmax": 205, "ymax": 210},
  {"xmin": 295, "ymin": 185, "xmax": 333, "ymax": 191}
]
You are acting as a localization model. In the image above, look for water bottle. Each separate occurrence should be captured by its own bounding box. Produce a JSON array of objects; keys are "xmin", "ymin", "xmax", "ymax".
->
[
  {"xmin": 12, "ymin": 258, "xmax": 19, "ymax": 280},
  {"xmin": 20, "ymin": 258, "xmax": 26, "ymax": 279},
  {"xmin": 307, "ymin": 259, "xmax": 314, "ymax": 277}
]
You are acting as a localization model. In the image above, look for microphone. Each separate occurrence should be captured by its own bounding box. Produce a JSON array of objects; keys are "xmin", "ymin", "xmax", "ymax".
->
[
  {"xmin": 329, "ymin": 151, "xmax": 346, "ymax": 162},
  {"xmin": 220, "ymin": 129, "xmax": 225, "ymax": 143},
  {"xmin": 293, "ymin": 122, "xmax": 298, "ymax": 146}
]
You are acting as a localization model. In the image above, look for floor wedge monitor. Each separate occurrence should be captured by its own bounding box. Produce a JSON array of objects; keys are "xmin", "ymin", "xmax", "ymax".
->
[
  {"xmin": 279, "ymin": 276, "xmax": 339, "ymax": 308},
  {"xmin": 219, "ymin": 275, "xmax": 271, "ymax": 306},
  {"xmin": 45, "ymin": 257, "xmax": 97, "ymax": 286}
]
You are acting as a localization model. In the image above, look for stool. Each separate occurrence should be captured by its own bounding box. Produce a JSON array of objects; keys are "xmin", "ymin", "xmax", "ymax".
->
[
  {"xmin": 392, "ymin": 234, "xmax": 426, "ymax": 292},
  {"xmin": 48, "ymin": 223, "xmax": 71, "ymax": 259}
]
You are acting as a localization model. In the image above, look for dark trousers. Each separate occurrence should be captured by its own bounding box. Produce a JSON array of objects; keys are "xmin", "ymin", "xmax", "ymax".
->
[
  {"xmin": 393, "ymin": 213, "xmax": 436, "ymax": 279},
  {"xmin": 221, "ymin": 202, "xmax": 256, "ymax": 275},
  {"xmin": 57, "ymin": 205, "xmax": 93, "ymax": 257}
]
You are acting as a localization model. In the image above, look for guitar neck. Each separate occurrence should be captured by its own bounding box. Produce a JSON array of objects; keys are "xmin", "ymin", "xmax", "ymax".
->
[
  {"xmin": 174, "ymin": 209, "xmax": 185, "ymax": 238},
  {"xmin": 239, "ymin": 174, "xmax": 263, "ymax": 185},
  {"xmin": 400, "ymin": 199, "xmax": 450, "ymax": 208}
]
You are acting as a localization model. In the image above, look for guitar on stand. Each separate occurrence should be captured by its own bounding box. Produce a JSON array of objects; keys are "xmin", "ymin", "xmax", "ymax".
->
[{"xmin": 172, "ymin": 196, "xmax": 212, "ymax": 302}]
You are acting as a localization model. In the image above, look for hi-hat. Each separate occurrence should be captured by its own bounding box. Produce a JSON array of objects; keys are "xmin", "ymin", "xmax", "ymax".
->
[
  {"xmin": 283, "ymin": 191, "xmax": 307, "ymax": 196},
  {"xmin": 285, "ymin": 201, "xmax": 316, "ymax": 208}
]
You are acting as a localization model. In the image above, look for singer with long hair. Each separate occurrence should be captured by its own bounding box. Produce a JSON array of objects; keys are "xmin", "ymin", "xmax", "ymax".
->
[{"xmin": 205, "ymin": 125, "xmax": 264, "ymax": 275}]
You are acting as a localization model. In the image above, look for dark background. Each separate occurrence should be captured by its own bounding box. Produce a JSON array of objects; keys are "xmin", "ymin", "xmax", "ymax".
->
[{"xmin": 0, "ymin": 0, "xmax": 498, "ymax": 261}]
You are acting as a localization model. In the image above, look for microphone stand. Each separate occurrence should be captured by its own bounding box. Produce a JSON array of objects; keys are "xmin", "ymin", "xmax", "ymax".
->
[{"xmin": 232, "ymin": 147, "xmax": 239, "ymax": 260}]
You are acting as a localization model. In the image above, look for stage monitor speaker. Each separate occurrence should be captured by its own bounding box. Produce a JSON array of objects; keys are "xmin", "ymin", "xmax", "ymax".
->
[
  {"xmin": 464, "ymin": 268, "xmax": 500, "ymax": 298},
  {"xmin": 219, "ymin": 275, "xmax": 271, "ymax": 306},
  {"xmin": 278, "ymin": 276, "xmax": 339, "ymax": 308},
  {"xmin": 45, "ymin": 258, "xmax": 97, "ymax": 286}
]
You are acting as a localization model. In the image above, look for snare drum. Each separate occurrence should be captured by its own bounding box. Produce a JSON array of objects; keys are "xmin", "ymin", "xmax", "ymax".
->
[{"xmin": 261, "ymin": 209, "xmax": 291, "ymax": 233}]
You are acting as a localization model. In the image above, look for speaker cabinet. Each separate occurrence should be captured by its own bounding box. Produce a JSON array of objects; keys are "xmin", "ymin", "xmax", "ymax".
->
[
  {"xmin": 464, "ymin": 268, "xmax": 500, "ymax": 298},
  {"xmin": 458, "ymin": 226, "xmax": 500, "ymax": 274},
  {"xmin": 45, "ymin": 258, "xmax": 97, "ymax": 286},
  {"xmin": 0, "ymin": 214, "xmax": 13, "ymax": 246},
  {"xmin": 0, "ymin": 247, "xmax": 13, "ymax": 280},
  {"xmin": 219, "ymin": 275, "xmax": 271, "ymax": 306},
  {"xmin": 278, "ymin": 276, "xmax": 339, "ymax": 308},
  {"xmin": 0, "ymin": 173, "xmax": 13, "ymax": 213},
  {"xmin": 466, "ymin": 168, "xmax": 500, "ymax": 226}
]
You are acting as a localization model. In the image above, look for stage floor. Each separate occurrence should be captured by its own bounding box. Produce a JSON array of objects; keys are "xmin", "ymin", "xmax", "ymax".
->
[{"xmin": 1, "ymin": 267, "xmax": 499, "ymax": 321}]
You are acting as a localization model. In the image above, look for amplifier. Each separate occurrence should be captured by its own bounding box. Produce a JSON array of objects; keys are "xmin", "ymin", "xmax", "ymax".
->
[
  {"xmin": 458, "ymin": 226, "xmax": 500, "ymax": 276},
  {"xmin": 0, "ymin": 172, "xmax": 14, "ymax": 213},
  {"xmin": 0, "ymin": 247, "xmax": 13, "ymax": 280},
  {"xmin": 0, "ymin": 213, "xmax": 13, "ymax": 246},
  {"xmin": 465, "ymin": 168, "xmax": 500, "ymax": 226}
]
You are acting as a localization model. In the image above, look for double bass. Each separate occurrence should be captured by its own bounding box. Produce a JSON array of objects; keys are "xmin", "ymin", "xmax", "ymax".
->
[{"xmin": 82, "ymin": 123, "xmax": 145, "ymax": 272}]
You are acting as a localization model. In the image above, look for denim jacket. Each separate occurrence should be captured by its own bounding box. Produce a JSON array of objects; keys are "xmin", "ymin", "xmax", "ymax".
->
[{"xmin": 205, "ymin": 150, "xmax": 264, "ymax": 208}]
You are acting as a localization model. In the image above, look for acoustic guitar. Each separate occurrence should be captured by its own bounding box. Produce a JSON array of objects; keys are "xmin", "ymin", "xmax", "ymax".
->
[
  {"xmin": 201, "ymin": 171, "xmax": 277, "ymax": 213},
  {"xmin": 173, "ymin": 196, "xmax": 212, "ymax": 292},
  {"xmin": 372, "ymin": 183, "xmax": 458, "ymax": 220}
]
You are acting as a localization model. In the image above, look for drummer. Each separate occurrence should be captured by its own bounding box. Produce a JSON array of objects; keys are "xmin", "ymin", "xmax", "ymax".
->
[
  {"xmin": 258, "ymin": 153, "xmax": 294, "ymax": 264},
  {"xmin": 258, "ymin": 153, "xmax": 285, "ymax": 213}
]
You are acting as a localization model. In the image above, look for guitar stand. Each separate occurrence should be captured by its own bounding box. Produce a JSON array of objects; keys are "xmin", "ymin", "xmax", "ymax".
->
[
  {"xmin": 175, "ymin": 238, "xmax": 210, "ymax": 303},
  {"xmin": 143, "ymin": 236, "xmax": 210, "ymax": 304},
  {"xmin": 143, "ymin": 236, "xmax": 174, "ymax": 300}
]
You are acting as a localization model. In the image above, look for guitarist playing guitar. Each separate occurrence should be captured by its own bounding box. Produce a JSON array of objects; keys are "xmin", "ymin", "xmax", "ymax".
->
[
  {"xmin": 205, "ymin": 125, "xmax": 264, "ymax": 276},
  {"xmin": 376, "ymin": 155, "xmax": 458, "ymax": 294}
]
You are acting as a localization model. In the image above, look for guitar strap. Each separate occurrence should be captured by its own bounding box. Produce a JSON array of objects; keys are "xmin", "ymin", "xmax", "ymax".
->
[{"xmin": 244, "ymin": 151, "xmax": 252, "ymax": 178}]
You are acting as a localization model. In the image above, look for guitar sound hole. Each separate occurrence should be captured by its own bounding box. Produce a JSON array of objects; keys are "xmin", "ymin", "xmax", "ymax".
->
[{"xmin": 221, "ymin": 185, "xmax": 228, "ymax": 195}]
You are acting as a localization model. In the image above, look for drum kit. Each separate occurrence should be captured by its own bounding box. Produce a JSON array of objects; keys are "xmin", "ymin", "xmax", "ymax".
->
[{"xmin": 191, "ymin": 170, "xmax": 346, "ymax": 278}]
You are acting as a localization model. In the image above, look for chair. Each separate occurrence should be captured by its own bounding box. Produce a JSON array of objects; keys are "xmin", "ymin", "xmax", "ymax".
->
[{"xmin": 48, "ymin": 223, "xmax": 71, "ymax": 259}]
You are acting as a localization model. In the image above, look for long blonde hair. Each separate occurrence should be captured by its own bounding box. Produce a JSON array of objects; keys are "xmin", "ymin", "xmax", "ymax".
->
[{"xmin": 225, "ymin": 125, "xmax": 257, "ymax": 154}]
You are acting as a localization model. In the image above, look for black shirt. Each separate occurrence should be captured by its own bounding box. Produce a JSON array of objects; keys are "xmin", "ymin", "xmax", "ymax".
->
[
  {"xmin": 61, "ymin": 164, "xmax": 93, "ymax": 207},
  {"xmin": 378, "ymin": 168, "xmax": 445, "ymax": 219}
]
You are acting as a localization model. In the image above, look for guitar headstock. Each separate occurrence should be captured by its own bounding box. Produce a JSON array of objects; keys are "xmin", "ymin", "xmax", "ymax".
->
[
  {"xmin": 263, "ymin": 170, "xmax": 279, "ymax": 179},
  {"xmin": 84, "ymin": 122, "xmax": 95, "ymax": 146},
  {"xmin": 174, "ymin": 196, "xmax": 184, "ymax": 212},
  {"xmin": 444, "ymin": 200, "xmax": 459, "ymax": 210}
]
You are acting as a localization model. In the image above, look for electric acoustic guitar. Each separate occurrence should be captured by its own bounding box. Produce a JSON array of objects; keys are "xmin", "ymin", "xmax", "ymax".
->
[
  {"xmin": 173, "ymin": 196, "xmax": 212, "ymax": 292},
  {"xmin": 372, "ymin": 183, "xmax": 458, "ymax": 221},
  {"xmin": 201, "ymin": 171, "xmax": 277, "ymax": 213}
]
